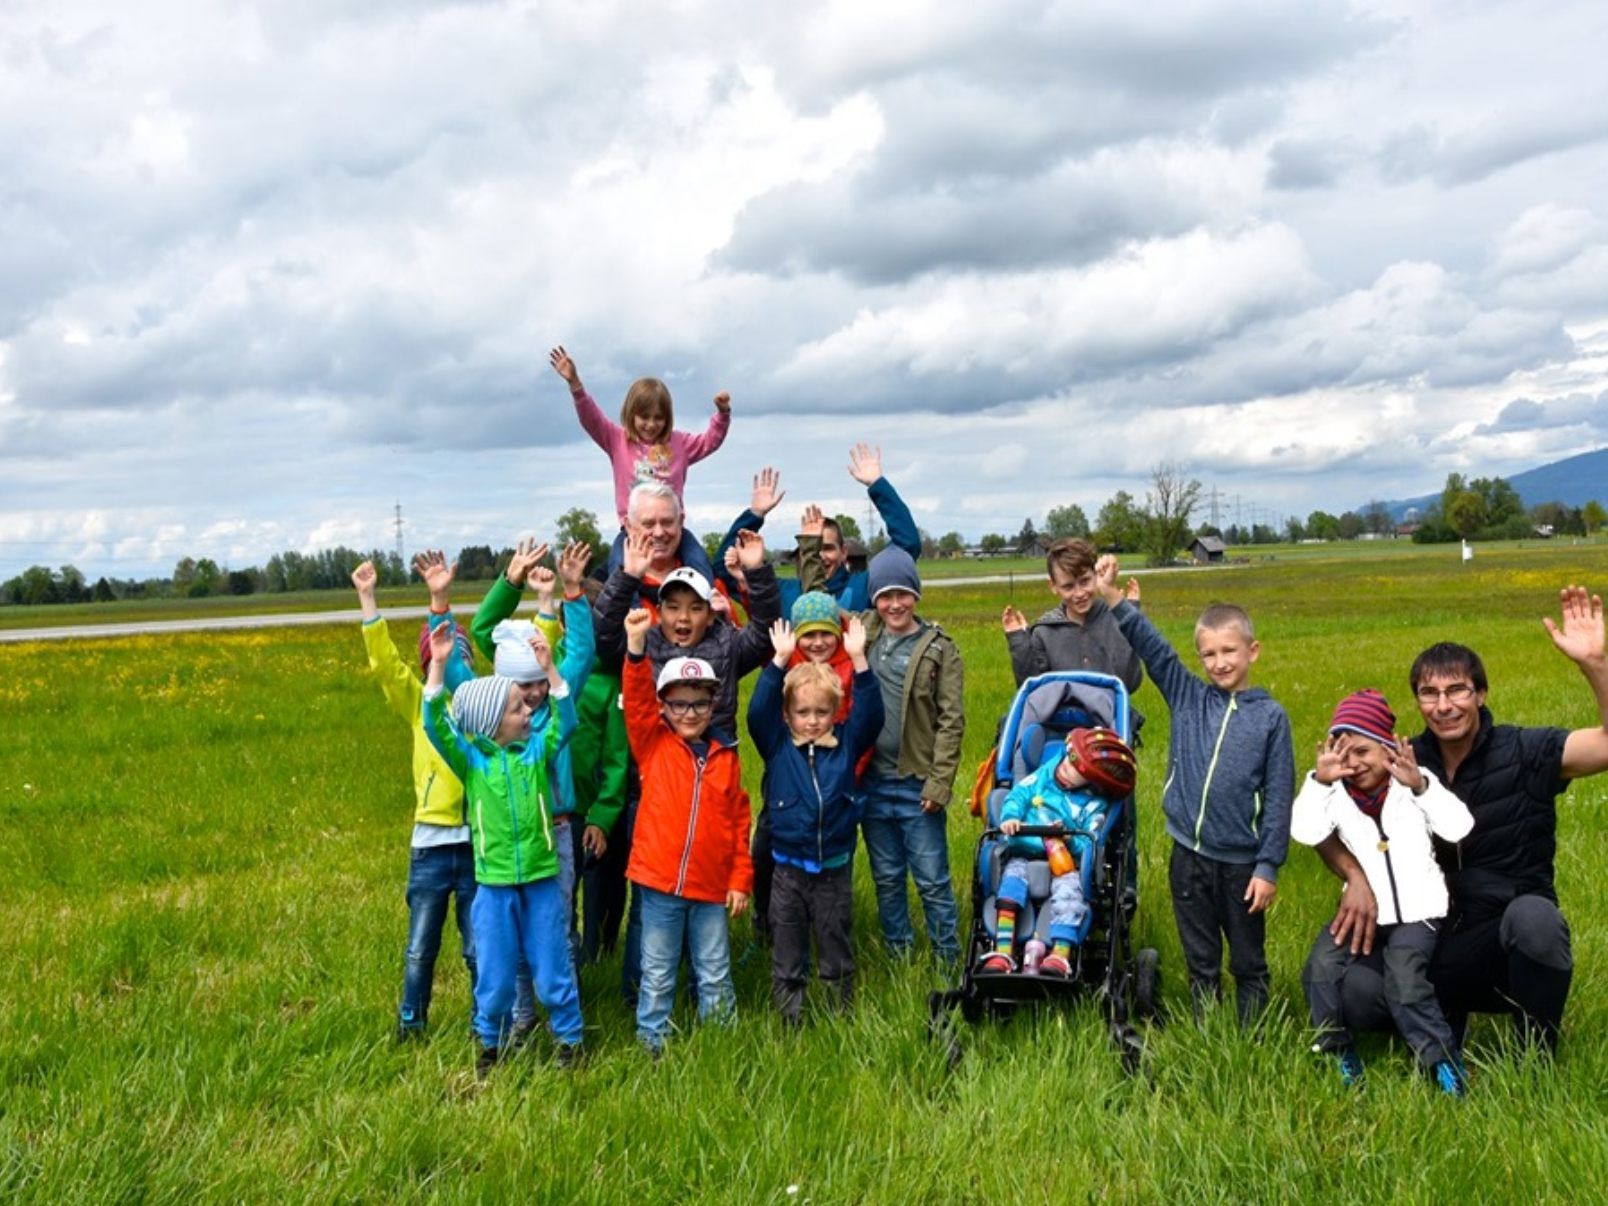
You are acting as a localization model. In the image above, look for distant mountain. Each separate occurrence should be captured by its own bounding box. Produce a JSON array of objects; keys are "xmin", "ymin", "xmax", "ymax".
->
[{"xmin": 1376, "ymin": 447, "xmax": 1608, "ymax": 520}]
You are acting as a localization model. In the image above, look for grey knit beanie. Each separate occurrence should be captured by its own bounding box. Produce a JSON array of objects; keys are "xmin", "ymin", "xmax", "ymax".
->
[{"xmin": 867, "ymin": 546, "xmax": 921, "ymax": 601}]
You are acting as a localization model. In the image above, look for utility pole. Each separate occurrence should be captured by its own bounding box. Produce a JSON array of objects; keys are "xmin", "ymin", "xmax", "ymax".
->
[
  {"xmin": 393, "ymin": 502, "xmax": 405, "ymax": 572},
  {"xmin": 1207, "ymin": 483, "xmax": 1222, "ymax": 529}
]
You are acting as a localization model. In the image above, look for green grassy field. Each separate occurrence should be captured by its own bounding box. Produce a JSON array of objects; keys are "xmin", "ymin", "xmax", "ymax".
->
[{"xmin": 3, "ymin": 543, "xmax": 1607, "ymax": 1201}]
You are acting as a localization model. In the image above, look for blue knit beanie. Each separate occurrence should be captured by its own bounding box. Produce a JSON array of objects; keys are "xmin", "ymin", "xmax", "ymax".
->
[
  {"xmin": 453, "ymin": 675, "xmax": 519, "ymax": 741},
  {"xmin": 867, "ymin": 546, "xmax": 921, "ymax": 601},
  {"xmin": 790, "ymin": 591, "xmax": 841, "ymax": 638}
]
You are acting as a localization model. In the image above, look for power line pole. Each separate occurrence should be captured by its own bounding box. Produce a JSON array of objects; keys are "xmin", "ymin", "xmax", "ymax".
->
[
  {"xmin": 393, "ymin": 502, "xmax": 405, "ymax": 570},
  {"xmin": 1207, "ymin": 483, "xmax": 1222, "ymax": 528}
]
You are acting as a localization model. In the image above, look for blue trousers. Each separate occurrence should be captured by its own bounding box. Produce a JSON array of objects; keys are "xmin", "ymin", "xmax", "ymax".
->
[
  {"xmin": 636, "ymin": 886, "xmax": 734, "ymax": 1050},
  {"xmin": 471, "ymin": 879, "xmax": 584, "ymax": 1049},
  {"xmin": 860, "ymin": 775, "xmax": 960, "ymax": 961},
  {"xmin": 400, "ymin": 842, "xmax": 477, "ymax": 1031}
]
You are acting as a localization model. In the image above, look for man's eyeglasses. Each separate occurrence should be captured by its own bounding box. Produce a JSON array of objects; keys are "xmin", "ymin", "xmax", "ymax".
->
[
  {"xmin": 663, "ymin": 697, "xmax": 713, "ymax": 717},
  {"xmin": 1415, "ymin": 684, "xmax": 1475, "ymax": 704}
]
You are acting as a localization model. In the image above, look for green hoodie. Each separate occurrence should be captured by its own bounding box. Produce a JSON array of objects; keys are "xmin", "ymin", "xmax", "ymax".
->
[{"xmin": 423, "ymin": 684, "xmax": 576, "ymax": 885}]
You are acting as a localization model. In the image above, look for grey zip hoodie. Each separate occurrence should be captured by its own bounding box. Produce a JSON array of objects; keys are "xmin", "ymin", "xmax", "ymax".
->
[
  {"xmin": 1005, "ymin": 598, "xmax": 1143, "ymax": 692},
  {"xmin": 1111, "ymin": 600, "xmax": 1294, "ymax": 882}
]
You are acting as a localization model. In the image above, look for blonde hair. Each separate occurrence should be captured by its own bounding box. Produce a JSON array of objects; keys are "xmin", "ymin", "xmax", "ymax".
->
[
  {"xmin": 1195, "ymin": 602, "xmax": 1255, "ymax": 641},
  {"xmin": 782, "ymin": 662, "xmax": 843, "ymax": 712},
  {"xmin": 620, "ymin": 378, "xmax": 674, "ymax": 441}
]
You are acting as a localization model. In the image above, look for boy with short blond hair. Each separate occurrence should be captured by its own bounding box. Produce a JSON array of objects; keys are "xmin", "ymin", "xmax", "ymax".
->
[
  {"xmin": 1097, "ymin": 562, "xmax": 1293, "ymax": 1025},
  {"xmin": 621, "ymin": 607, "xmax": 753, "ymax": 1055}
]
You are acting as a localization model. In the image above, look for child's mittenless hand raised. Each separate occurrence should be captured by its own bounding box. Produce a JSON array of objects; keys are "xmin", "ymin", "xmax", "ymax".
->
[
  {"xmin": 722, "ymin": 545, "xmax": 747, "ymax": 588},
  {"xmin": 351, "ymin": 560, "xmax": 378, "ymax": 620},
  {"xmin": 1001, "ymin": 605, "xmax": 1027, "ymax": 634},
  {"xmin": 1094, "ymin": 554, "xmax": 1124, "ymax": 607},
  {"xmin": 413, "ymin": 550, "xmax": 456, "ymax": 609},
  {"xmin": 713, "ymin": 391, "xmax": 732, "ymax": 414},
  {"xmin": 530, "ymin": 564, "xmax": 557, "ymax": 608},
  {"xmin": 1124, "ymin": 577, "xmax": 1141, "ymax": 604},
  {"xmin": 750, "ymin": 467, "xmax": 785, "ymax": 518},
  {"xmin": 1313, "ymin": 734, "xmax": 1348, "ymax": 785},
  {"xmin": 624, "ymin": 607, "xmax": 653, "ymax": 655},
  {"xmin": 798, "ymin": 504, "xmax": 825, "ymax": 539},
  {"xmin": 529, "ymin": 632, "xmax": 556, "ymax": 678},
  {"xmin": 558, "ymin": 541, "xmax": 591, "ymax": 595},
  {"xmin": 1385, "ymin": 736, "xmax": 1427, "ymax": 795},
  {"xmin": 426, "ymin": 623, "xmax": 456, "ymax": 686},
  {"xmin": 505, "ymin": 538, "xmax": 549, "ymax": 589},
  {"xmin": 770, "ymin": 618, "xmax": 795, "ymax": 667},
  {"xmin": 734, "ymin": 529, "xmax": 766, "ymax": 571},
  {"xmin": 843, "ymin": 613, "xmax": 868, "ymax": 664},
  {"xmin": 548, "ymin": 345, "xmax": 581, "ymax": 391},
  {"xmin": 847, "ymin": 443, "xmax": 883, "ymax": 486}
]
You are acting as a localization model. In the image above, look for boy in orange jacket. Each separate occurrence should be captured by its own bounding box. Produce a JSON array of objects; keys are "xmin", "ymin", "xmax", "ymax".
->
[{"xmin": 622, "ymin": 607, "xmax": 753, "ymax": 1056}]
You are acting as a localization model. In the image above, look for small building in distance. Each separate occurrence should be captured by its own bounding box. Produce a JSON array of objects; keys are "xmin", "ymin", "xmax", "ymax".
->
[{"xmin": 1189, "ymin": 535, "xmax": 1227, "ymax": 564}]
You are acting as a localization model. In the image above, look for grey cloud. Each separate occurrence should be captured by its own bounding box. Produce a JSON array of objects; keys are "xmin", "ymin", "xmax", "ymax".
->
[
  {"xmin": 1378, "ymin": 108, "xmax": 1608, "ymax": 187},
  {"xmin": 1267, "ymin": 137, "xmax": 1352, "ymax": 190},
  {"xmin": 1473, "ymin": 391, "xmax": 1608, "ymax": 436}
]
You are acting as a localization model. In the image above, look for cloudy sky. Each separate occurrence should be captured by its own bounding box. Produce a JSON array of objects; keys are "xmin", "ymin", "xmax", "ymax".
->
[{"xmin": 4, "ymin": 0, "xmax": 1608, "ymax": 579}]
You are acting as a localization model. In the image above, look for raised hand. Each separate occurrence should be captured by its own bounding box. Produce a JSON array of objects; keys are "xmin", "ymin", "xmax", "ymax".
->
[
  {"xmin": 529, "ymin": 631, "xmax": 554, "ymax": 675},
  {"xmin": 843, "ymin": 613, "xmax": 867, "ymax": 662},
  {"xmin": 428, "ymin": 622, "xmax": 456, "ymax": 664},
  {"xmin": 1313, "ymin": 735, "xmax": 1348, "ymax": 786},
  {"xmin": 622, "ymin": 528, "xmax": 652, "ymax": 579},
  {"xmin": 1542, "ymin": 584, "xmax": 1606, "ymax": 667},
  {"xmin": 1124, "ymin": 577, "xmax": 1142, "ymax": 604},
  {"xmin": 750, "ymin": 467, "xmax": 785, "ymax": 518},
  {"xmin": 351, "ymin": 560, "xmax": 377, "ymax": 594},
  {"xmin": 624, "ymin": 606, "xmax": 653, "ymax": 654},
  {"xmin": 549, "ymin": 345, "xmax": 581, "ymax": 390},
  {"xmin": 505, "ymin": 538, "xmax": 549, "ymax": 589},
  {"xmin": 847, "ymin": 443, "xmax": 883, "ymax": 486},
  {"xmin": 713, "ymin": 390, "xmax": 732, "ymax": 414},
  {"xmin": 1384, "ymin": 736, "xmax": 1427, "ymax": 794},
  {"xmin": 769, "ymin": 617, "xmax": 796, "ymax": 666},
  {"xmin": 722, "ymin": 545, "xmax": 747, "ymax": 587},
  {"xmin": 530, "ymin": 564, "xmax": 557, "ymax": 606},
  {"xmin": 735, "ymin": 528, "xmax": 766, "ymax": 571},
  {"xmin": 413, "ymin": 550, "xmax": 456, "ymax": 606},
  {"xmin": 799, "ymin": 504, "xmax": 825, "ymax": 539},
  {"xmin": 558, "ymin": 541, "xmax": 591, "ymax": 592},
  {"xmin": 1093, "ymin": 554, "xmax": 1123, "ymax": 605},
  {"xmin": 1001, "ymin": 605, "xmax": 1027, "ymax": 633}
]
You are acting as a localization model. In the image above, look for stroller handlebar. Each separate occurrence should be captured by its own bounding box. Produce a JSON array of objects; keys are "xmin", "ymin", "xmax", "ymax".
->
[{"xmin": 982, "ymin": 824, "xmax": 1098, "ymax": 843}]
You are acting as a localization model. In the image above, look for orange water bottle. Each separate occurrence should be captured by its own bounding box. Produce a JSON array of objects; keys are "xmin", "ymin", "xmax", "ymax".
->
[{"xmin": 1045, "ymin": 837, "xmax": 1074, "ymax": 878}]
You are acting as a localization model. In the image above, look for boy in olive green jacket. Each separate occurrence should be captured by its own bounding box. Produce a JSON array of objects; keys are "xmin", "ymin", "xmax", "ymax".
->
[{"xmin": 422, "ymin": 622, "xmax": 583, "ymax": 1074}]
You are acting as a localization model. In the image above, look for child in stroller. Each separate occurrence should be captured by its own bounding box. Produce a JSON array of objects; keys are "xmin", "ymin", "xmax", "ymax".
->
[{"xmin": 977, "ymin": 727, "xmax": 1137, "ymax": 977}]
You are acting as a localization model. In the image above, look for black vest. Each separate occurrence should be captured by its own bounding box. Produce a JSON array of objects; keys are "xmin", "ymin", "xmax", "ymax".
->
[{"xmin": 1412, "ymin": 709, "xmax": 1568, "ymax": 922}]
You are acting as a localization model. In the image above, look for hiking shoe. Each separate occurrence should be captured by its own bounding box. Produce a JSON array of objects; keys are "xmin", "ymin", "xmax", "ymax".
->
[
  {"xmin": 977, "ymin": 952, "xmax": 1016, "ymax": 975},
  {"xmin": 555, "ymin": 1042, "xmax": 585, "ymax": 1070},
  {"xmin": 395, "ymin": 1024, "xmax": 426, "ymax": 1045},
  {"xmin": 1040, "ymin": 953, "xmax": 1072, "ymax": 978},
  {"xmin": 1431, "ymin": 1058, "xmax": 1467, "ymax": 1098},
  {"xmin": 1336, "ymin": 1047, "xmax": 1366, "ymax": 1090},
  {"xmin": 475, "ymin": 1046, "xmax": 501, "ymax": 1080},
  {"xmin": 508, "ymin": 1016, "xmax": 538, "ymax": 1051}
]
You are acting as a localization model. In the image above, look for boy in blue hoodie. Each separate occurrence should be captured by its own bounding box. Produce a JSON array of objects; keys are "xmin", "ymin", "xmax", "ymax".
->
[
  {"xmin": 1097, "ymin": 560, "xmax": 1294, "ymax": 1025},
  {"xmin": 747, "ymin": 614, "xmax": 884, "ymax": 1024}
]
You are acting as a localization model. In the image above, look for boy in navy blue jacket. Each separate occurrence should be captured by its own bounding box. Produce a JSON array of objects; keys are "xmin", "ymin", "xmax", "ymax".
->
[
  {"xmin": 747, "ymin": 614, "xmax": 884, "ymax": 1024},
  {"xmin": 1097, "ymin": 560, "xmax": 1294, "ymax": 1025}
]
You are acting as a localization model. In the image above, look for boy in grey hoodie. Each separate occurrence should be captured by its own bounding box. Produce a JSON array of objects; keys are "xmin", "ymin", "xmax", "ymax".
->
[{"xmin": 1097, "ymin": 561, "xmax": 1294, "ymax": 1025}]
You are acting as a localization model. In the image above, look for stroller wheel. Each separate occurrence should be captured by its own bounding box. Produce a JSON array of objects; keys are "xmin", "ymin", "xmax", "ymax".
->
[{"xmin": 1134, "ymin": 948, "xmax": 1161, "ymax": 1021}]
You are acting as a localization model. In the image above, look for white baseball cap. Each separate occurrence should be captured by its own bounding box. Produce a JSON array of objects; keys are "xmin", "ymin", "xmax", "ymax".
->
[
  {"xmin": 656, "ymin": 656, "xmax": 720, "ymax": 694},
  {"xmin": 658, "ymin": 567, "xmax": 712, "ymax": 603}
]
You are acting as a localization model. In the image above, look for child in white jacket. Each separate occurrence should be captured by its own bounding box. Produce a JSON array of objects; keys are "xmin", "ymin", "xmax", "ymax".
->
[{"xmin": 1292, "ymin": 690, "xmax": 1473, "ymax": 1094}]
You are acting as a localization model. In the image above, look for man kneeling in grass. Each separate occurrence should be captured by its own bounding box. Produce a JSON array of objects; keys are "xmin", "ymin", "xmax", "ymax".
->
[{"xmin": 1316, "ymin": 584, "xmax": 1608, "ymax": 1057}]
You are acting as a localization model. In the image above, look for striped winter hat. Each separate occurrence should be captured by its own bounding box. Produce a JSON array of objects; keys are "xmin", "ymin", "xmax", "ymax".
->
[
  {"xmin": 452, "ymin": 675, "xmax": 520, "ymax": 741},
  {"xmin": 1328, "ymin": 689, "xmax": 1397, "ymax": 749},
  {"xmin": 418, "ymin": 620, "xmax": 475, "ymax": 672},
  {"xmin": 790, "ymin": 591, "xmax": 842, "ymax": 638}
]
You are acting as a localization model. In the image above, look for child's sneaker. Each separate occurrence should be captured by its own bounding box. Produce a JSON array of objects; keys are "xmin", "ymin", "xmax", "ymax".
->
[
  {"xmin": 555, "ymin": 1042, "xmax": 585, "ymax": 1070},
  {"xmin": 1431, "ymin": 1057, "xmax": 1467, "ymax": 1098},
  {"xmin": 1039, "ymin": 953, "xmax": 1072, "ymax": 977},
  {"xmin": 395, "ymin": 1023, "xmax": 426, "ymax": 1045},
  {"xmin": 1336, "ymin": 1047, "xmax": 1366, "ymax": 1090},
  {"xmin": 509, "ymin": 1016, "xmax": 538, "ymax": 1050},
  {"xmin": 475, "ymin": 1046, "xmax": 501, "ymax": 1080},
  {"xmin": 976, "ymin": 952, "xmax": 1016, "ymax": 974}
]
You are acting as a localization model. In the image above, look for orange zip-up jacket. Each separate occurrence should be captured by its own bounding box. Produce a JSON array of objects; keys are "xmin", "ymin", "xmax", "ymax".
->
[{"xmin": 622, "ymin": 654, "xmax": 754, "ymax": 904}]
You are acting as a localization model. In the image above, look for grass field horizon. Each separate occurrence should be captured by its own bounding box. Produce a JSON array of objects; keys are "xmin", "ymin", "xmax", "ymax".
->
[{"xmin": 3, "ymin": 542, "xmax": 1607, "ymax": 1201}]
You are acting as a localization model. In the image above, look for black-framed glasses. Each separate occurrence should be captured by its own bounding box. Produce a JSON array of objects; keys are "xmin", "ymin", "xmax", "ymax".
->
[
  {"xmin": 663, "ymin": 698, "xmax": 713, "ymax": 717},
  {"xmin": 1416, "ymin": 684, "xmax": 1475, "ymax": 704}
]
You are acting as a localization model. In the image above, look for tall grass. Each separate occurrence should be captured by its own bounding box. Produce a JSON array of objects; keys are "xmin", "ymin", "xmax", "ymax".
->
[{"xmin": 2, "ymin": 544, "xmax": 1606, "ymax": 1201}]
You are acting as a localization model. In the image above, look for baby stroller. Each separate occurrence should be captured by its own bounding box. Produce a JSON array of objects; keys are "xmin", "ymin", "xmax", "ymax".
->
[{"xmin": 928, "ymin": 671, "xmax": 1160, "ymax": 1070}]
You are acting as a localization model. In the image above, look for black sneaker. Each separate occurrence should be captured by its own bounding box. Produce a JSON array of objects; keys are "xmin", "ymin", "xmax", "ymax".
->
[
  {"xmin": 475, "ymin": 1046, "xmax": 501, "ymax": 1080},
  {"xmin": 508, "ymin": 1017, "xmax": 538, "ymax": 1051},
  {"xmin": 555, "ymin": 1042, "xmax": 585, "ymax": 1070},
  {"xmin": 395, "ymin": 1024, "xmax": 426, "ymax": 1045}
]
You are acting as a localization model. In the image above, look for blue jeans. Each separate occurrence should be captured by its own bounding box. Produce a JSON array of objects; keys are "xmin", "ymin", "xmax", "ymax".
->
[
  {"xmin": 860, "ymin": 775, "xmax": 960, "ymax": 961},
  {"xmin": 636, "ymin": 886, "xmax": 734, "ymax": 1050},
  {"xmin": 400, "ymin": 843, "xmax": 478, "ymax": 1032},
  {"xmin": 471, "ymin": 879, "xmax": 584, "ymax": 1049}
]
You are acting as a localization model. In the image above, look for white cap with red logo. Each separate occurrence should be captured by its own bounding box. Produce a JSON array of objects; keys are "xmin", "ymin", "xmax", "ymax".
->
[{"xmin": 656, "ymin": 656, "xmax": 720, "ymax": 694}]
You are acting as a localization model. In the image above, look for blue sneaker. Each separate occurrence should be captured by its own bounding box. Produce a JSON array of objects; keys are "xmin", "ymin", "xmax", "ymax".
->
[
  {"xmin": 1336, "ymin": 1047, "xmax": 1366, "ymax": 1089},
  {"xmin": 1431, "ymin": 1058, "xmax": 1467, "ymax": 1098}
]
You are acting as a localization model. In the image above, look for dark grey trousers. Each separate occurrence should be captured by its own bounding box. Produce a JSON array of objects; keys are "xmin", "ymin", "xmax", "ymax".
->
[
  {"xmin": 1303, "ymin": 919, "xmax": 1456, "ymax": 1069},
  {"xmin": 770, "ymin": 862, "xmax": 854, "ymax": 1024},
  {"xmin": 1168, "ymin": 843, "xmax": 1269, "ymax": 1025}
]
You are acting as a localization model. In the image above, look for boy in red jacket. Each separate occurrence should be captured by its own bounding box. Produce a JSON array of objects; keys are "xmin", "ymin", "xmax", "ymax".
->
[{"xmin": 622, "ymin": 607, "xmax": 753, "ymax": 1056}]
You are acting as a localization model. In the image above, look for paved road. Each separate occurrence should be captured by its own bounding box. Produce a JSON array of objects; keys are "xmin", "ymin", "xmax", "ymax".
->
[{"xmin": 0, "ymin": 565, "xmax": 1220, "ymax": 643}]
